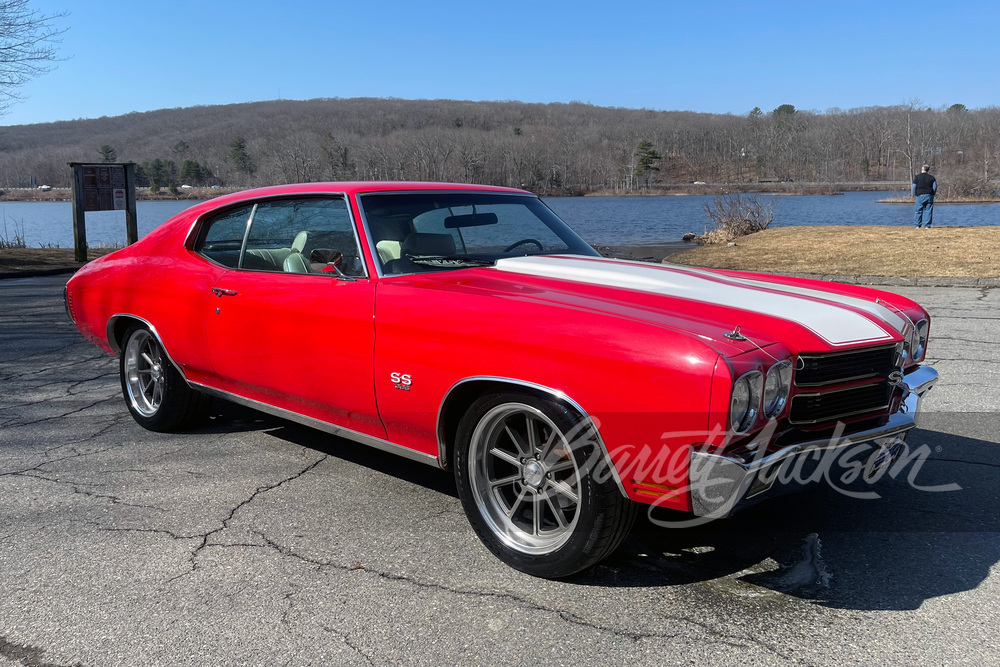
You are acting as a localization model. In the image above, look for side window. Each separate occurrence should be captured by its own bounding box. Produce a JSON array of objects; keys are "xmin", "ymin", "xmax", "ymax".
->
[
  {"xmin": 194, "ymin": 205, "xmax": 253, "ymax": 268},
  {"xmin": 242, "ymin": 197, "xmax": 366, "ymax": 276}
]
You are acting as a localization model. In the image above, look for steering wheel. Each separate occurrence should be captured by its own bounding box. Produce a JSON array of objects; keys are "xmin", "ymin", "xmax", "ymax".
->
[{"xmin": 503, "ymin": 238, "xmax": 544, "ymax": 253}]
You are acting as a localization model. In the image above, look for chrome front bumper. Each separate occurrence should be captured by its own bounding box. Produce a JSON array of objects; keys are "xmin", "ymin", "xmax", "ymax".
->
[{"xmin": 689, "ymin": 365, "xmax": 939, "ymax": 517}]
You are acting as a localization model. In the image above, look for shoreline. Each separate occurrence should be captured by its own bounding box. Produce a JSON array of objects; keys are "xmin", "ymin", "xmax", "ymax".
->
[
  {"xmin": 0, "ymin": 181, "xmax": 913, "ymax": 203},
  {"xmin": 876, "ymin": 198, "xmax": 1000, "ymax": 204},
  {"xmin": 0, "ymin": 187, "xmax": 240, "ymax": 203},
  {"xmin": 6, "ymin": 225, "xmax": 998, "ymax": 282}
]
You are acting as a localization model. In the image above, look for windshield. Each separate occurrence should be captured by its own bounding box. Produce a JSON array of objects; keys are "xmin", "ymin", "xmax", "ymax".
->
[{"xmin": 359, "ymin": 192, "xmax": 599, "ymax": 275}]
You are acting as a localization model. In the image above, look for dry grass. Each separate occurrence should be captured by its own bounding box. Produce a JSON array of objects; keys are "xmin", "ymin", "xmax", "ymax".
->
[
  {"xmin": 670, "ymin": 225, "xmax": 1000, "ymax": 278},
  {"xmin": 0, "ymin": 247, "xmax": 117, "ymax": 272}
]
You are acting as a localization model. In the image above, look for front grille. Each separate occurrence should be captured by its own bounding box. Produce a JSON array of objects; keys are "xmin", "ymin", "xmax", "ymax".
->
[
  {"xmin": 789, "ymin": 382, "xmax": 891, "ymax": 425},
  {"xmin": 795, "ymin": 345, "xmax": 897, "ymax": 387}
]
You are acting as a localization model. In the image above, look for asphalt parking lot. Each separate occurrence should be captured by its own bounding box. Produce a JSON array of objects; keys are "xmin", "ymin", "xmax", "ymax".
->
[{"xmin": 1, "ymin": 275, "xmax": 998, "ymax": 666}]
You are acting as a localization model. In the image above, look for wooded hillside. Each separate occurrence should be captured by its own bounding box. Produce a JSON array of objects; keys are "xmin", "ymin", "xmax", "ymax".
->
[{"xmin": 2, "ymin": 97, "xmax": 997, "ymax": 196}]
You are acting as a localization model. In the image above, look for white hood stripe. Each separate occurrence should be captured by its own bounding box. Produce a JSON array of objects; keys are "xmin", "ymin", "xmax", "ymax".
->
[
  {"xmin": 494, "ymin": 256, "xmax": 894, "ymax": 347},
  {"xmin": 677, "ymin": 266, "xmax": 907, "ymax": 333}
]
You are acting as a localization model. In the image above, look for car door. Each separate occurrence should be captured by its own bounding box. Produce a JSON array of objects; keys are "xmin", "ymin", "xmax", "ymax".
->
[{"xmin": 204, "ymin": 196, "xmax": 384, "ymax": 438}]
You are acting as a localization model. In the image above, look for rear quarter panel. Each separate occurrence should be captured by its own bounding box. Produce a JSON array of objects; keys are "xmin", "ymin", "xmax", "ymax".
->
[{"xmin": 66, "ymin": 210, "xmax": 224, "ymax": 385}]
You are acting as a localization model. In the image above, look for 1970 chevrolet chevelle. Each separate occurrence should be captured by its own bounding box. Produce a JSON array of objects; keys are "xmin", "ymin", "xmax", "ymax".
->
[{"xmin": 65, "ymin": 181, "xmax": 938, "ymax": 577}]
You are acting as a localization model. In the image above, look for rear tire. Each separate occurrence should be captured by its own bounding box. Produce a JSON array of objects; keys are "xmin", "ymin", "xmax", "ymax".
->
[
  {"xmin": 454, "ymin": 392, "xmax": 636, "ymax": 578},
  {"xmin": 119, "ymin": 324, "xmax": 210, "ymax": 432}
]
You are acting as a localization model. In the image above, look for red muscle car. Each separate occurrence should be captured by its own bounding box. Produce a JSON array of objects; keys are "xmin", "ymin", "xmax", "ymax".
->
[{"xmin": 64, "ymin": 181, "xmax": 938, "ymax": 577}]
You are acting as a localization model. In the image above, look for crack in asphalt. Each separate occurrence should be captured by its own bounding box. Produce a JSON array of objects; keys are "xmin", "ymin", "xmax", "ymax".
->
[
  {"xmin": 43, "ymin": 416, "xmax": 127, "ymax": 454},
  {"xmin": 2, "ymin": 366, "xmax": 116, "ymax": 391},
  {"xmin": 0, "ymin": 434, "xmax": 168, "ymax": 513},
  {"xmin": 929, "ymin": 336, "xmax": 1000, "ymax": 345},
  {"xmin": 216, "ymin": 530, "xmax": 798, "ymax": 660},
  {"xmin": 922, "ymin": 356, "xmax": 1000, "ymax": 364},
  {"xmin": 94, "ymin": 524, "xmax": 201, "ymax": 541},
  {"xmin": 16, "ymin": 470, "xmax": 167, "ymax": 512},
  {"xmin": 320, "ymin": 626, "xmax": 376, "ymax": 666},
  {"xmin": 2, "ymin": 396, "xmax": 119, "ymax": 428},
  {"xmin": 279, "ymin": 589, "xmax": 300, "ymax": 628},
  {"xmin": 92, "ymin": 456, "xmax": 332, "ymax": 582},
  {"xmin": 1, "ymin": 443, "xmax": 123, "ymax": 478},
  {"xmin": 66, "ymin": 372, "xmax": 119, "ymax": 393},
  {"xmin": 0, "ymin": 343, "xmax": 102, "ymax": 375}
]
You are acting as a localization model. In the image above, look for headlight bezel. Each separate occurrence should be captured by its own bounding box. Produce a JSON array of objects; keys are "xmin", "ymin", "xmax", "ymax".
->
[
  {"xmin": 730, "ymin": 370, "xmax": 763, "ymax": 433},
  {"xmin": 763, "ymin": 360, "xmax": 793, "ymax": 419},
  {"xmin": 911, "ymin": 319, "xmax": 929, "ymax": 362}
]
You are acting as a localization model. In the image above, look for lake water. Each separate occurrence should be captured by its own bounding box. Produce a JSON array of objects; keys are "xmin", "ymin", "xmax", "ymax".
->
[{"xmin": 2, "ymin": 192, "xmax": 998, "ymax": 248}]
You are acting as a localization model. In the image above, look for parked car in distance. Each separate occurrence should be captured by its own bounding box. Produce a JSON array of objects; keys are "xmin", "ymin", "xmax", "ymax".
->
[{"xmin": 64, "ymin": 181, "xmax": 937, "ymax": 577}]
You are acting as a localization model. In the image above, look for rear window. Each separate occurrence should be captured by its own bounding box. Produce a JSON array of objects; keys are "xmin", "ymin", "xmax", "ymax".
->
[{"xmin": 194, "ymin": 205, "xmax": 254, "ymax": 268}]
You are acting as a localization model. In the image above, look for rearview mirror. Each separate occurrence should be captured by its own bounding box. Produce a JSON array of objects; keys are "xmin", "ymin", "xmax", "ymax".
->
[{"xmin": 444, "ymin": 212, "xmax": 498, "ymax": 229}]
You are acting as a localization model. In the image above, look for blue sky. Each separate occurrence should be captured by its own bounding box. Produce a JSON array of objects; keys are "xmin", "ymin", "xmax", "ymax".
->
[{"xmin": 4, "ymin": 0, "xmax": 998, "ymax": 126}]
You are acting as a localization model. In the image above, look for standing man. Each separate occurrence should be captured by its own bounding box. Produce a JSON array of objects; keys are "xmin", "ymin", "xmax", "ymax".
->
[{"xmin": 912, "ymin": 164, "xmax": 937, "ymax": 228}]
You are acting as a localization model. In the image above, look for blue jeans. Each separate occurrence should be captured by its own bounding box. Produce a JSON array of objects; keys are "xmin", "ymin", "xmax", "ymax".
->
[{"xmin": 914, "ymin": 194, "xmax": 934, "ymax": 227}]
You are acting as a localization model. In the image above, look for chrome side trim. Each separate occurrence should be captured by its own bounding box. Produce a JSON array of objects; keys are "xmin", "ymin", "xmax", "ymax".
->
[
  {"xmin": 689, "ymin": 365, "xmax": 939, "ymax": 517},
  {"xmin": 436, "ymin": 376, "xmax": 628, "ymax": 498},
  {"xmin": 106, "ymin": 313, "xmax": 188, "ymax": 381},
  {"xmin": 190, "ymin": 382, "xmax": 441, "ymax": 468},
  {"xmin": 353, "ymin": 192, "xmax": 384, "ymax": 279},
  {"xmin": 236, "ymin": 203, "xmax": 258, "ymax": 269}
]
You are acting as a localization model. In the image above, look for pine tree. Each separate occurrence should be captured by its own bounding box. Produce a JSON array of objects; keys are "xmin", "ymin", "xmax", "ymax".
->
[
  {"xmin": 633, "ymin": 140, "xmax": 662, "ymax": 189},
  {"xmin": 229, "ymin": 136, "xmax": 256, "ymax": 175}
]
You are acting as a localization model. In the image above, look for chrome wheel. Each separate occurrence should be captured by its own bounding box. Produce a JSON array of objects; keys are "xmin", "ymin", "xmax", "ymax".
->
[
  {"xmin": 123, "ymin": 329, "xmax": 165, "ymax": 417},
  {"xmin": 468, "ymin": 402, "xmax": 581, "ymax": 554}
]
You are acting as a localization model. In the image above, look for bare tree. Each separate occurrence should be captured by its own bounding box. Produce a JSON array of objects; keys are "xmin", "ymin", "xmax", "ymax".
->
[
  {"xmin": 1, "ymin": 94, "xmax": 1000, "ymax": 192},
  {"xmin": 0, "ymin": 0, "xmax": 66, "ymax": 114},
  {"xmin": 700, "ymin": 193, "xmax": 776, "ymax": 244}
]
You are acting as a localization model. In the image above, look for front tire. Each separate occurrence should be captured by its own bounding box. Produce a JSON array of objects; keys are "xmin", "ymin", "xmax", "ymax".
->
[
  {"xmin": 119, "ymin": 325, "xmax": 209, "ymax": 432},
  {"xmin": 454, "ymin": 392, "xmax": 636, "ymax": 578}
]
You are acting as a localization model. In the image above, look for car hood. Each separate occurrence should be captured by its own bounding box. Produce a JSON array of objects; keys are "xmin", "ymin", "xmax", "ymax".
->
[{"xmin": 483, "ymin": 255, "xmax": 908, "ymax": 355}]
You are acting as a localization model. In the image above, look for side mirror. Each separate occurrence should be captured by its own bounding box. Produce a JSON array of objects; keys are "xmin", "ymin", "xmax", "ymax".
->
[{"xmin": 309, "ymin": 248, "xmax": 355, "ymax": 281}]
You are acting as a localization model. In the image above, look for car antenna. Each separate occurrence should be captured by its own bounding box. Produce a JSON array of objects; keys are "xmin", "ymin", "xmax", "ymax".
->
[{"xmin": 724, "ymin": 325, "xmax": 747, "ymax": 341}]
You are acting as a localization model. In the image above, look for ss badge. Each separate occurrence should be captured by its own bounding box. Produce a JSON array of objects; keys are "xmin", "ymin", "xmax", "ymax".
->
[{"xmin": 390, "ymin": 372, "xmax": 412, "ymax": 391}]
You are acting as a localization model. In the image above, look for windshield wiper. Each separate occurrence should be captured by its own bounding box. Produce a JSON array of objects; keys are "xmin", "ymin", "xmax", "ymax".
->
[{"xmin": 409, "ymin": 255, "xmax": 496, "ymax": 267}]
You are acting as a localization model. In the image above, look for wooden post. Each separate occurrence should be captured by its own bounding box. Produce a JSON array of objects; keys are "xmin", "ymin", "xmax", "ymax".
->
[
  {"xmin": 125, "ymin": 163, "xmax": 138, "ymax": 245},
  {"xmin": 71, "ymin": 164, "xmax": 88, "ymax": 263}
]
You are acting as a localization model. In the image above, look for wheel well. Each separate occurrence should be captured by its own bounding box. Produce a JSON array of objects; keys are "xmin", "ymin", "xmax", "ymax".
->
[
  {"xmin": 437, "ymin": 379, "xmax": 584, "ymax": 470},
  {"xmin": 106, "ymin": 315, "xmax": 188, "ymax": 382},
  {"xmin": 108, "ymin": 315, "xmax": 144, "ymax": 355}
]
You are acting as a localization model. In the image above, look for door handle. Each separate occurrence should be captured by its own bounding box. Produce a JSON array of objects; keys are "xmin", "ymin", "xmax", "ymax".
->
[{"xmin": 211, "ymin": 288, "xmax": 238, "ymax": 297}]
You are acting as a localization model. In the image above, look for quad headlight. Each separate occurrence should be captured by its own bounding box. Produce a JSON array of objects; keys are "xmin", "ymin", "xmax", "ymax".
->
[
  {"xmin": 911, "ymin": 319, "xmax": 929, "ymax": 362},
  {"xmin": 763, "ymin": 360, "xmax": 793, "ymax": 419},
  {"xmin": 730, "ymin": 371, "xmax": 762, "ymax": 433}
]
